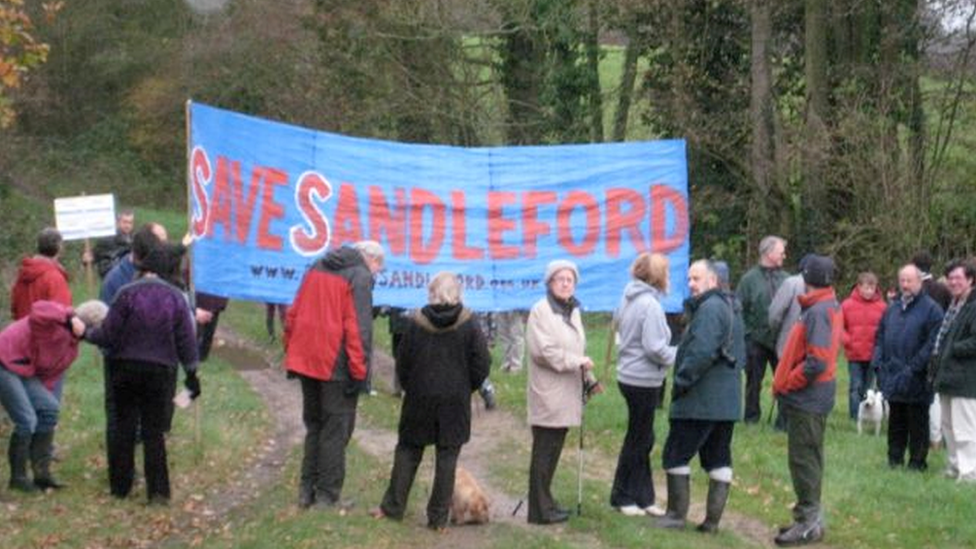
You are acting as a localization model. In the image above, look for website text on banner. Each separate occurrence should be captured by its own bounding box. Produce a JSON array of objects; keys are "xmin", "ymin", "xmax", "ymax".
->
[{"xmin": 188, "ymin": 103, "xmax": 689, "ymax": 313}]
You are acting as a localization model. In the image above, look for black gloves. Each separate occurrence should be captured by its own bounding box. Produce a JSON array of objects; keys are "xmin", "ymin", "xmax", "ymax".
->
[
  {"xmin": 344, "ymin": 379, "xmax": 369, "ymax": 397},
  {"xmin": 185, "ymin": 370, "xmax": 202, "ymax": 400},
  {"xmin": 672, "ymin": 383, "xmax": 689, "ymax": 401}
]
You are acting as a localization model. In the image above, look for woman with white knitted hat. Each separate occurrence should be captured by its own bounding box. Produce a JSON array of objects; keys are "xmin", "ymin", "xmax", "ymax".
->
[{"xmin": 525, "ymin": 259, "xmax": 596, "ymax": 524}]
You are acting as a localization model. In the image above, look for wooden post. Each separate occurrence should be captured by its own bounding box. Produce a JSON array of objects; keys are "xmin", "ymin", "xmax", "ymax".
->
[{"xmin": 83, "ymin": 238, "xmax": 94, "ymax": 297}]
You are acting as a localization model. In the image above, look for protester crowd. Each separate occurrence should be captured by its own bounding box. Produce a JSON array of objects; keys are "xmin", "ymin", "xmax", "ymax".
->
[{"xmin": 4, "ymin": 213, "xmax": 976, "ymax": 547}]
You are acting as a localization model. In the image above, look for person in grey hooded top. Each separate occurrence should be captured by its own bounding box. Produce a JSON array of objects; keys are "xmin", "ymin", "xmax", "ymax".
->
[{"xmin": 610, "ymin": 253, "xmax": 677, "ymax": 517}]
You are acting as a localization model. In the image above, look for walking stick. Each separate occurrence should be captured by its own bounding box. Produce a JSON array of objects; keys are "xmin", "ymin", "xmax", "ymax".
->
[{"xmin": 577, "ymin": 367, "xmax": 586, "ymax": 517}]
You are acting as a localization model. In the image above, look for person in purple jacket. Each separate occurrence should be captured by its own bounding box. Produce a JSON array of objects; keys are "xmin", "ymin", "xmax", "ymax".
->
[{"xmin": 85, "ymin": 243, "xmax": 201, "ymax": 505}]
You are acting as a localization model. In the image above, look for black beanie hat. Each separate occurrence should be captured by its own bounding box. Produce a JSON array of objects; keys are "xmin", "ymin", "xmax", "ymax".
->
[{"xmin": 802, "ymin": 254, "xmax": 834, "ymax": 288}]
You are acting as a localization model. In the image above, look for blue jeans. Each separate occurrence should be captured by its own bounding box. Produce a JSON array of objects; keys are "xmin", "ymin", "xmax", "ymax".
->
[
  {"xmin": 848, "ymin": 360, "xmax": 875, "ymax": 420},
  {"xmin": 0, "ymin": 366, "xmax": 59, "ymax": 435}
]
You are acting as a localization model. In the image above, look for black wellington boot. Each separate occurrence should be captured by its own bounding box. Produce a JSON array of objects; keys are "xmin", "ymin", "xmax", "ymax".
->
[
  {"xmin": 696, "ymin": 479, "xmax": 731, "ymax": 533},
  {"xmin": 8, "ymin": 433, "xmax": 37, "ymax": 492},
  {"xmin": 31, "ymin": 431, "xmax": 65, "ymax": 490},
  {"xmin": 655, "ymin": 473, "xmax": 689, "ymax": 529}
]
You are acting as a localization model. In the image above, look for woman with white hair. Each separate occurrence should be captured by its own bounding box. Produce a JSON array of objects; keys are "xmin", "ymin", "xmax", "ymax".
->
[
  {"xmin": 525, "ymin": 259, "xmax": 596, "ymax": 525},
  {"xmin": 371, "ymin": 271, "xmax": 491, "ymax": 530},
  {"xmin": 0, "ymin": 299, "xmax": 106, "ymax": 491}
]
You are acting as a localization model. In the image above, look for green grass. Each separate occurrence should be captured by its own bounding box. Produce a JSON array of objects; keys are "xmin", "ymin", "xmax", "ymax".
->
[{"xmin": 0, "ymin": 342, "xmax": 270, "ymax": 548}]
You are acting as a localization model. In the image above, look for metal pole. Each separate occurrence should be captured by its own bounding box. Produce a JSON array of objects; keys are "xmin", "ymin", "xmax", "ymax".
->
[{"xmin": 577, "ymin": 367, "xmax": 585, "ymax": 517}]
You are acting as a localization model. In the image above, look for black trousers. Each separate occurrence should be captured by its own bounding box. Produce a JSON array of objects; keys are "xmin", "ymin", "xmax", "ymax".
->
[
  {"xmin": 197, "ymin": 311, "xmax": 221, "ymax": 362},
  {"xmin": 300, "ymin": 377, "xmax": 359, "ymax": 504},
  {"xmin": 662, "ymin": 419, "xmax": 734, "ymax": 471},
  {"xmin": 744, "ymin": 340, "xmax": 778, "ymax": 422},
  {"xmin": 887, "ymin": 401, "xmax": 929, "ymax": 469},
  {"xmin": 528, "ymin": 426, "xmax": 568, "ymax": 523},
  {"xmin": 104, "ymin": 357, "xmax": 117, "ymax": 458},
  {"xmin": 380, "ymin": 442, "xmax": 460, "ymax": 528},
  {"xmin": 108, "ymin": 360, "xmax": 176, "ymax": 500},
  {"xmin": 610, "ymin": 382, "xmax": 662, "ymax": 508}
]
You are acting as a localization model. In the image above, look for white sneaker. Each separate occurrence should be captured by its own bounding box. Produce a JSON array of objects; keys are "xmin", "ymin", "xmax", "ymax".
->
[
  {"xmin": 617, "ymin": 504, "xmax": 644, "ymax": 517},
  {"xmin": 643, "ymin": 504, "xmax": 666, "ymax": 517}
]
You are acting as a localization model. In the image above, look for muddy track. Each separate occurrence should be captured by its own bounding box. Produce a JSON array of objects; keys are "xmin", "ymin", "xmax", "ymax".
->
[{"xmin": 166, "ymin": 329, "xmax": 824, "ymax": 549}]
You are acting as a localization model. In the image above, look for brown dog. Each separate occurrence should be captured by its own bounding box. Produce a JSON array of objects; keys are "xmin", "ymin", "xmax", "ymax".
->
[{"xmin": 450, "ymin": 466, "xmax": 490, "ymax": 525}]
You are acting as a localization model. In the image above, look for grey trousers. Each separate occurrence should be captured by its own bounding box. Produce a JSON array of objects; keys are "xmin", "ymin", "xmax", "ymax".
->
[
  {"xmin": 783, "ymin": 404, "xmax": 827, "ymax": 524},
  {"xmin": 300, "ymin": 378, "xmax": 359, "ymax": 504}
]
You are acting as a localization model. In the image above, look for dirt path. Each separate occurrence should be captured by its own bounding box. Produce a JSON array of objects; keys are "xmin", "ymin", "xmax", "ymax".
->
[{"xmin": 180, "ymin": 330, "xmax": 813, "ymax": 549}]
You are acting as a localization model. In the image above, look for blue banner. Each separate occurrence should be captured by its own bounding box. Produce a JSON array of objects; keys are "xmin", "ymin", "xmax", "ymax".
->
[{"xmin": 189, "ymin": 103, "xmax": 689, "ymax": 312}]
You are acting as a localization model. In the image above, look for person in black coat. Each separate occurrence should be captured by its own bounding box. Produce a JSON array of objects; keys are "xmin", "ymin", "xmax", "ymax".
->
[
  {"xmin": 371, "ymin": 271, "xmax": 491, "ymax": 530},
  {"xmin": 873, "ymin": 264, "xmax": 944, "ymax": 471}
]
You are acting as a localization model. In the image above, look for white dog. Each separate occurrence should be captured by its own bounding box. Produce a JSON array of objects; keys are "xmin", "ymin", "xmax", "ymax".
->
[{"xmin": 857, "ymin": 388, "xmax": 888, "ymax": 436}]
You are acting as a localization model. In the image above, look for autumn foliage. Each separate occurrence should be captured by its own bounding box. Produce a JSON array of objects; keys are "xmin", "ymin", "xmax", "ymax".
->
[{"xmin": 0, "ymin": 0, "xmax": 60, "ymax": 127}]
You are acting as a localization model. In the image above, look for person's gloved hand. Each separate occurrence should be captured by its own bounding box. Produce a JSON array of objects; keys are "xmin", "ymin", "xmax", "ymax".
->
[
  {"xmin": 672, "ymin": 383, "xmax": 689, "ymax": 401},
  {"xmin": 344, "ymin": 379, "xmax": 368, "ymax": 397},
  {"xmin": 185, "ymin": 370, "xmax": 202, "ymax": 400}
]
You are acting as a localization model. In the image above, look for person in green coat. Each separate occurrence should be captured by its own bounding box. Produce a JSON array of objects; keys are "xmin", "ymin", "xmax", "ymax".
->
[
  {"xmin": 656, "ymin": 259, "xmax": 745, "ymax": 533},
  {"xmin": 736, "ymin": 235, "xmax": 787, "ymax": 423}
]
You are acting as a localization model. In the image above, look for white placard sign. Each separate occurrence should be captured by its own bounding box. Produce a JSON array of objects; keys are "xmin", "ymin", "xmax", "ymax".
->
[{"xmin": 54, "ymin": 194, "xmax": 117, "ymax": 241}]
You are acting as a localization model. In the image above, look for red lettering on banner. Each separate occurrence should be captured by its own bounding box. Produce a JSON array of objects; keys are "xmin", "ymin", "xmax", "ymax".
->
[
  {"xmin": 232, "ymin": 165, "xmax": 263, "ymax": 243},
  {"xmin": 208, "ymin": 156, "xmax": 237, "ymax": 241},
  {"xmin": 487, "ymin": 191, "xmax": 519, "ymax": 259},
  {"xmin": 368, "ymin": 186, "xmax": 407, "ymax": 256},
  {"xmin": 332, "ymin": 183, "xmax": 364, "ymax": 247},
  {"xmin": 451, "ymin": 191, "xmax": 484, "ymax": 260},
  {"xmin": 409, "ymin": 188, "xmax": 445, "ymax": 264},
  {"xmin": 190, "ymin": 147, "xmax": 211, "ymax": 237},
  {"xmin": 290, "ymin": 171, "xmax": 332, "ymax": 256},
  {"xmin": 521, "ymin": 191, "xmax": 557, "ymax": 259},
  {"xmin": 605, "ymin": 188, "xmax": 647, "ymax": 257},
  {"xmin": 557, "ymin": 191, "xmax": 600, "ymax": 256},
  {"xmin": 650, "ymin": 185, "xmax": 688, "ymax": 253},
  {"xmin": 256, "ymin": 167, "xmax": 287, "ymax": 250}
]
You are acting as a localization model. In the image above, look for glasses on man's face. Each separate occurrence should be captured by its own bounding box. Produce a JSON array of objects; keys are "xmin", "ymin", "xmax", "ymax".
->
[{"xmin": 551, "ymin": 276, "xmax": 576, "ymax": 285}]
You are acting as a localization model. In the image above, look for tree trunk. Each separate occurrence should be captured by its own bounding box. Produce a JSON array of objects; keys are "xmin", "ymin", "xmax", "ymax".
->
[
  {"xmin": 802, "ymin": 0, "xmax": 830, "ymax": 250},
  {"xmin": 498, "ymin": 7, "xmax": 545, "ymax": 145},
  {"xmin": 748, "ymin": 0, "xmax": 777, "ymax": 237},
  {"xmin": 612, "ymin": 13, "xmax": 641, "ymax": 142},
  {"xmin": 584, "ymin": 0, "xmax": 604, "ymax": 143}
]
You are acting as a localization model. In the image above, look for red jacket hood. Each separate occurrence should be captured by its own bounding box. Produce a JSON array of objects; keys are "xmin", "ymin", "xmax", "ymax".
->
[
  {"xmin": 16, "ymin": 256, "xmax": 68, "ymax": 285},
  {"xmin": 799, "ymin": 287, "xmax": 837, "ymax": 308},
  {"xmin": 847, "ymin": 287, "xmax": 882, "ymax": 305}
]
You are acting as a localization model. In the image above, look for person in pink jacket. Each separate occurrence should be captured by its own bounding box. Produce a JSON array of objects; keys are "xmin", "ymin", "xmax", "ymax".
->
[
  {"xmin": 841, "ymin": 272, "xmax": 888, "ymax": 420},
  {"xmin": 0, "ymin": 300, "xmax": 106, "ymax": 492}
]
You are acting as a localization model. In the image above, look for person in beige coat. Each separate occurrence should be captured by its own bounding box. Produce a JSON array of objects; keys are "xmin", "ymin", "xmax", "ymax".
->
[{"xmin": 525, "ymin": 259, "xmax": 595, "ymax": 524}]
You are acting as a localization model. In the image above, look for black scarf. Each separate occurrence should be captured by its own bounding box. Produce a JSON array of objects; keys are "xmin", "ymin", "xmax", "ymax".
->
[{"xmin": 546, "ymin": 290, "xmax": 580, "ymax": 327}]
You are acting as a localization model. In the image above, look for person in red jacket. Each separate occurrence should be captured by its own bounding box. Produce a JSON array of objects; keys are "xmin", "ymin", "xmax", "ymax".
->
[
  {"xmin": 285, "ymin": 240, "xmax": 384, "ymax": 510},
  {"xmin": 772, "ymin": 255, "xmax": 842, "ymax": 546},
  {"xmin": 10, "ymin": 228, "xmax": 72, "ymax": 320},
  {"xmin": 841, "ymin": 272, "xmax": 888, "ymax": 420},
  {"xmin": 0, "ymin": 300, "xmax": 105, "ymax": 492}
]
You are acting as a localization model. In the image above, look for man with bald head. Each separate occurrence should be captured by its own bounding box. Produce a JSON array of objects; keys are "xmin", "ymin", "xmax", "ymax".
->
[
  {"xmin": 656, "ymin": 260, "xmax": 744, "ymax": 533},
  {"xmin": 872, "ymin": 264, "xmax": 944, "ymax": 471}
]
